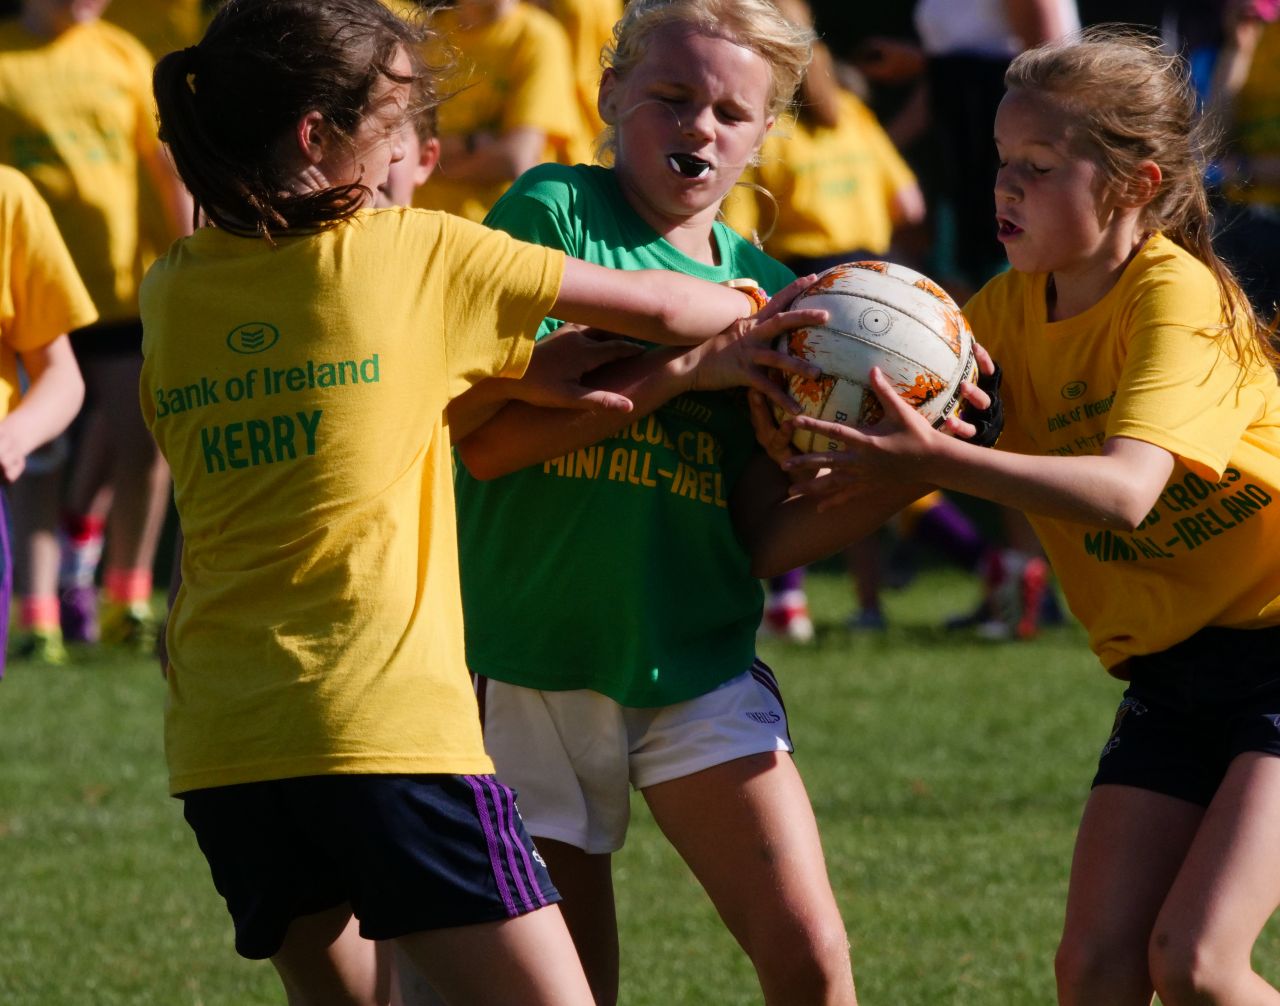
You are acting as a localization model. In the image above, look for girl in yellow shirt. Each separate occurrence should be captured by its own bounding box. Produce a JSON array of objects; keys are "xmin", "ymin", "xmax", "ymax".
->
[
  {"xmin": 144, "ymin": 1, "xmax": 820, "ymax": 1001},
  {"xmin": 783, "ymin": 30, "xmax": 1280, "ymax": 1006}
]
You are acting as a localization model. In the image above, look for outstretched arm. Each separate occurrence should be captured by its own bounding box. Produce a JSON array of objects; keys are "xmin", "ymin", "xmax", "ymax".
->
[
  {"xmin": 455, "ymin": 277, "xmax": 827, "ymax": 479},
  {"xmin": 784, "ymin": 366, "xmax": 1175, "ymax": 531},
  {"xmin": 551, "ymin": 257, "xmax": 770, "ymax": 346}
]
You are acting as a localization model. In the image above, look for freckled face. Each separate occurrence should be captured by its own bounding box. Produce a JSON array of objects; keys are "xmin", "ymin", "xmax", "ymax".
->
[
  {"xmin": 601, "ymin": 25, "xmax": 774, "ymax": 234},
  {"xmin": 993, "ymin": 88, "xmax": 1112, "ymax": 277}
]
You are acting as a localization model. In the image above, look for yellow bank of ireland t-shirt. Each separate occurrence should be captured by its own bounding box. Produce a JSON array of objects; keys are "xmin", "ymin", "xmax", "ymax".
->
[
  {"xmin": 414, "ymin": 3, "xmax": 583, "ymax": 222},
  {"xmin": 0, "ymin": 19, "xmax": 158, "ymax": 323},
  {"xmin": 139, "ymin": 209, "xmax": 565, "ymax": 795},
  {"xmin": 0, "ymin": 165, "xmax": 96, "ymax": 418},
  {"xmin": 722, "ymin": 91, "xmax": 917, "ymax": 261},
  {"xmin": 967, "ymin": 233, "xmax": 1280, "ymax": 673},
  {"xmin": 104, "ymin": 0, "xmax": 204, "ymax": 60}
]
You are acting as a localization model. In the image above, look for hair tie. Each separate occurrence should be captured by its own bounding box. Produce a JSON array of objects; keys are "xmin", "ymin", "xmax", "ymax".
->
[{"xmin": 183, "ymin": 45, "xmax": 201, "ymax": 94}]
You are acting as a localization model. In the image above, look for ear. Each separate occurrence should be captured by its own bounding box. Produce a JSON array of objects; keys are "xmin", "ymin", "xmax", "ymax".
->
[
  {"xmin": 295, "ymin": 110, "xmax": 329, "ymax": 165},
  {"xmin": 1122, "ymin": 159, "xmax": 1162, "ymax": 209},
  {"xmin": 756, "ymin": 114, "xmax": 776, "ymax": 149},
  {"xmin": 598, "ymin": 68, "xmax": 619, "ymax": 125},
  {"xmin": 416, "ymin": 136, "xmax": 441, "ymax": 186}
]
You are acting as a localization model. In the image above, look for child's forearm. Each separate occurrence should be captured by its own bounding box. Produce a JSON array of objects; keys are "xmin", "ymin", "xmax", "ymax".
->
[
  {"xmin": 922, "ymin": 435, "xmax": 1173, "ymax": 531},
  {"xmin": 3, "ymin": 337, "xmax": 84, "ymax": 456},
  {"xmin": 455, "ymin": 345, "xmax": 697, "ymax": 479},
  {"xmin": 554, "ymin": 258, "xmax": 755, "ymax": 346}
]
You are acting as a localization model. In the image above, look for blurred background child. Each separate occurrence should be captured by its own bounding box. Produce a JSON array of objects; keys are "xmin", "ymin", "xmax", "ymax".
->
[
  {"xmin": 0, "ymin": 0, "xmax": 191, "ymax": 659},
  {"xmin": 413, "ymin": 0, "xmax": 584, "ymax": 222},
  {"xmin": 0, "ymin": 166, "xmax": 89, "ymax": 671}
]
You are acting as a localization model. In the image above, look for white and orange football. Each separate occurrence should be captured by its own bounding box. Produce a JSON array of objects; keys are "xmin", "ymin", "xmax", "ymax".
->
[{"xmin": 774, "ymin": 261, "xmax": 979, "ymax": 451}]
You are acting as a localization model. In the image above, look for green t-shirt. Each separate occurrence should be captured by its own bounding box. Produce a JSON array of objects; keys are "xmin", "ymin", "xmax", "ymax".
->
[{"xmin": 456, "ymin": 163, "xmax": 794, "ymax": 706}]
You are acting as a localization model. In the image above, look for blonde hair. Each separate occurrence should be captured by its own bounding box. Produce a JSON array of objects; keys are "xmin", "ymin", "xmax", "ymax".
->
[
  {"xmin": 1006, "ymin": 27, "xmax": 1278, "ymax": 367},
  {"xmin": 596, "ymin": 0, "xmax": 813, "ymax": 161}
]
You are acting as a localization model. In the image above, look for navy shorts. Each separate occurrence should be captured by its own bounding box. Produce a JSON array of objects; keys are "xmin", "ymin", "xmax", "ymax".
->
[
  {"xmin": 1092, "ymin": 625, "xmax": 1280, "ymax": 806},
  {"xmin": 181, "ymin": 773, "xmax": 559, "ymax": 960}
]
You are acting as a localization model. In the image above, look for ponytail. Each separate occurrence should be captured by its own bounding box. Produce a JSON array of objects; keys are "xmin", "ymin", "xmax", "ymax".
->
[{"xmin": 155, "ymin": 0, "xmax": 431, "ymax": 239}]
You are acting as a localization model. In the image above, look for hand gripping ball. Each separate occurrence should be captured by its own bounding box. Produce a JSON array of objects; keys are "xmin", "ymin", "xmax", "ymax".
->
[{"xmin": 774, "ymin": 261, "xmax": 979, "ymax": 451}]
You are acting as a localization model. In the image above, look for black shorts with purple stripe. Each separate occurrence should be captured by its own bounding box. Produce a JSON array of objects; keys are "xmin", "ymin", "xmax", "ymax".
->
[{"xmin": 181, "ymin": 773, "xmax": 559, "ymax": 959}]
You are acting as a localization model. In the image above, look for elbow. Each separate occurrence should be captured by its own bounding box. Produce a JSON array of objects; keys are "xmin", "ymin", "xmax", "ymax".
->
[
  {"xmin": 454, "ymin": 441, "xmax": 505, "ymax": 482},
  {"xmin": 655, "ymin": 297, "xmax": 704, "ymax": 345},
  {"xmin": 1112, "ymin": 490, "xmax": 1159, "ymax": 533}
]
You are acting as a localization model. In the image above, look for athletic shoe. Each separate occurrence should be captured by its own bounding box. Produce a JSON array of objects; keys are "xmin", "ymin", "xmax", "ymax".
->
[
  {"xmin": 10, "ymin": 627, "xmax": 68, "ymax": 666},
  {"xmin": 846, "ymin": 607, "xmax": 887, "ymax": 632},
  {"xmin": 759, "ymin": 601, "xmax": 815, "ymax": 644},
  {"xmin": 59, "ymin": 584, "xmax": 99, "ymax": 644},
  {"xmin": 99, "ymin": 601, "xmax": 158, "ymax": 652},
  {"xmin": 981, "ymin": 550, "xmax": 1049, "ymax": 641}
]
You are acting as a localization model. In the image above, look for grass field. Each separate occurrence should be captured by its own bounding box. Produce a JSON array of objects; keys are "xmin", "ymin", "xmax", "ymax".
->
[{"xmin": 2, "ymin": 564, "xmax": 1277, "ymax": 1004}]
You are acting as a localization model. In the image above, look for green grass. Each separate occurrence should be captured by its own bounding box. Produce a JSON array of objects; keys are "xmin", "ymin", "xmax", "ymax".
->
[{"xmin": 1, "ymin": 568, "xmax": 1276, "ymax": 1004}]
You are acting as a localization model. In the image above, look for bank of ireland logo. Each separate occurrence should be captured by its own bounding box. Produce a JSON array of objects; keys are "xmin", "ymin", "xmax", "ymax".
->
[
  {"xmin": 227, "ymin": 321, "xmax": 280, "ymax": 354},
  {"xmin": 1061, "ymin": 380, "xmax": 1087, "ymax": 400}
]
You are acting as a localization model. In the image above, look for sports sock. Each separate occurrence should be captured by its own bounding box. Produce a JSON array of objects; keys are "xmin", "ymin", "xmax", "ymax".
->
[
  {"xmin": 59, "ymin": 512, "xmax": 105, "ymax": 589},
  {"xmin": 104, "ymin": 567, "xmax": 153, "ymax": 606}
]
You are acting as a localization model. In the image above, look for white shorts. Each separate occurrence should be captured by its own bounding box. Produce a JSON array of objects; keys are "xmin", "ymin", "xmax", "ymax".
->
[{"xmin": 475, "ymin": 660, "xmax": 793, "ymax": 855}]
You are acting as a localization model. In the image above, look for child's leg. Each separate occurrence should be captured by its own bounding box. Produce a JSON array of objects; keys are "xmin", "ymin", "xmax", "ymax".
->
[
  {"xmin": 471, "ymin": 679, "xmax": 631, "ymax": 1005},
  {"xmin": 642, "ymin": 751, "xmax": 856, "ymax": 1006},
  {"xmin": 390, "ymin": 845, "xmax": 612, "ymax": 1006},
  {"xmin": 532, "ymin": 839, "xmax": 618, "ymax": 1006},
  {"xmin": 395, "ymin": 906, "xmax": 594, "ymax": 1006},
  {"xmin": 1148, "ymin": 752, "xmax": 1280, "ymax": 1005},
  {"xmin": 70, "ymin": 351, "xmax": 171, "ymax": 644},
  {"xmin": 8, "ymin": 465, "xmax": 66, "ymax": 660},
  {"xmin": 1055, "ymin": 784, "xmax": 1202, "ymax": 1006},
  {"xmin": 270, "ymin": 904, "xmax": 388, "ymax": 1006}
]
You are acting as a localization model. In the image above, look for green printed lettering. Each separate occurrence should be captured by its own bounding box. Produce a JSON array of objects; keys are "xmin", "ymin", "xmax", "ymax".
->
[
  {"xmin": 1198, "ymin": 506, "xmax": 1236, "ymax": 534},
  {"xmin": 201, "ymin": 425, "xmax": 225, "ymax": 473},
  {"xmin": 247, "ymin": 419, "xmax": 272, "ymax": 465},
  {"xmin": 224, "ymin": 422, "xmax": 248, "ymax": 469},
  {"xmin": 297, "ymin": 410, "xmax": 322, "ymax": 455},
  {"xmin": 338, "ymin": 361, "xmax": 358, "ymax": 385},
  {"xmin": 1173, "ymin": 516, "xmax": 1210, "ymax": 550},
  {"xmin": 1165, "ymin": 483, "xmax": 1194, "ymax": 511},
  {"xmin": 1245, "ymin": 484, "xmax": 1272, "ymax": 507},
  {"xmin": 273, "ymin": 415, "xmax": 297, "ymax": 459},
  {"xmin": 361, "ymin": 354, "xmax": 380, "ymax": 382},
  {"xmin": 154, "ymin": 389, "xmax": 169, "ymax": 419},
  {"xmin": 286, "ymin": 367, "xmax": 306, "ymax": 392},
  {"xmin": 316, "ymin": 362, "xmax": 338, "ymax": 388}
]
